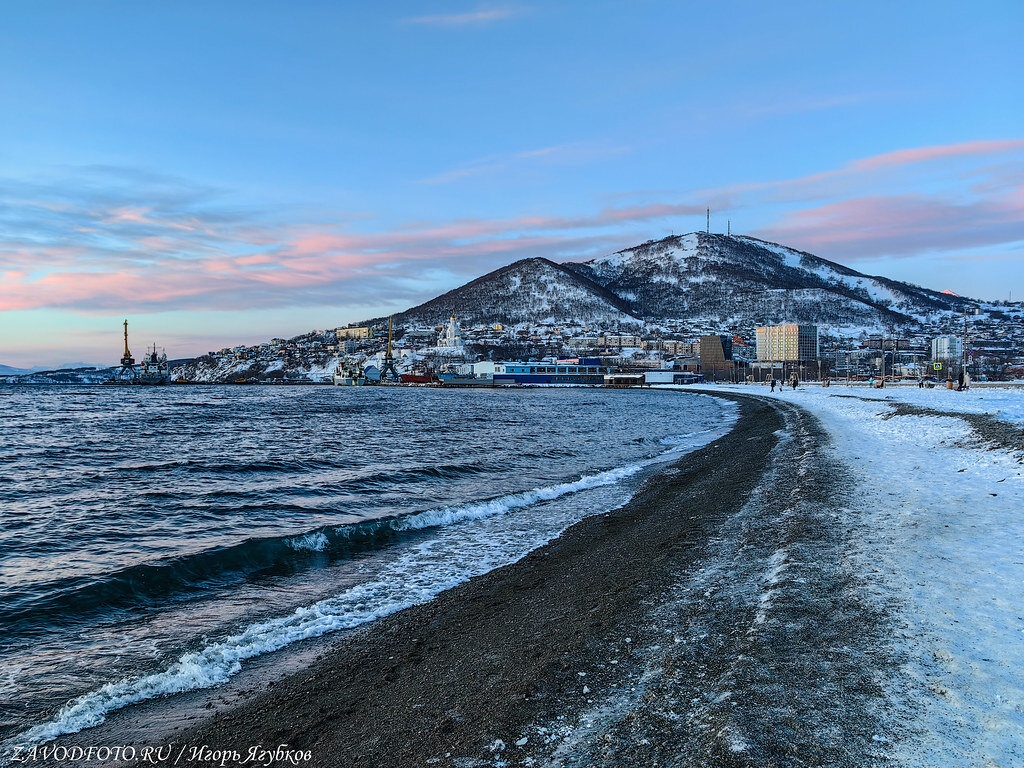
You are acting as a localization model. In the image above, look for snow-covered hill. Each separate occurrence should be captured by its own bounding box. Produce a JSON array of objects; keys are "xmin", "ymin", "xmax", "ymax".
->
[
  {"xmin": 0, "ymin": 364, "xmax": 34, "ymax": 376},
  {"xmin": 0, "ymin": 367, "xmax": 114, "ymax": 384},
  {"xmin": 171, "ymin": 355, "xmax": 339, "ymax": 384},
  {"xmin": 385, "ymin": 232, "xmax": 993, "ymax": 333},
  {"xmin": 394, "ymin": 257, "xmax": 639, "ymax": 328},
  {"xmin": 563, "ymin": 232, "xmax": 975, "ymax": 327}
]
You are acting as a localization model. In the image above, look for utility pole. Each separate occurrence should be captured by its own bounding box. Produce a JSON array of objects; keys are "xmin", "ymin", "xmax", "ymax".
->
[
  {"xmin": 892, "ymin": 331, "xmax": 898, "ymax": 384},
  {"xmin": 879, "ymin": 329, "xmax": 885, "ymax": 388}
]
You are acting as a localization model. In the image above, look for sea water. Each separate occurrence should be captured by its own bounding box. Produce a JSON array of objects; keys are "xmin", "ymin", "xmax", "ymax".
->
[{"xmin": 0, "ymin": 385, "xmax": 734, "ymax": 750}]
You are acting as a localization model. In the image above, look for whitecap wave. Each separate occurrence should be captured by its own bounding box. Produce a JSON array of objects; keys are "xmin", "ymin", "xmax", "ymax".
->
[{"xmin": 286, "ymin": 531, "xmax": 329, "ymax": 552}]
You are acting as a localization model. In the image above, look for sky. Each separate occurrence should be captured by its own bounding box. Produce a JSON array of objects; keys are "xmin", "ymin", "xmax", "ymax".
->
[{"xmin": 1, "ymin": 0, "xmax": 1022, "ymax": 367}]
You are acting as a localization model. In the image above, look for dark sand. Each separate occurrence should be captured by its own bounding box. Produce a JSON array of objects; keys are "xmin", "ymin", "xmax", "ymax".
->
[{"xmin": 41, "ymin": 392, "xmax": 897, "ymax": 767}]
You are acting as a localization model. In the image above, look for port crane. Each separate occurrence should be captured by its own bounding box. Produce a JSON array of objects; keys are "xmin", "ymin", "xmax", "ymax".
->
[
  {"xmin": 379, "ymin": 316, "xmax": 401, "ymax": 381},
  {"xmin": 114, "ymin": 319, "xmax": 139, "ymax": 381}
]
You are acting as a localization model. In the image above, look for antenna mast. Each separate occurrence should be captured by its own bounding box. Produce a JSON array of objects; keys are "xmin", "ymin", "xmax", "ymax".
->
[
  {"xmin": 706, "ymin": 208, "xmax": 710, "ymax": 234},
  {"xmin": 727, "ymin": 220, "xmax": 731, "ymax": 236}
]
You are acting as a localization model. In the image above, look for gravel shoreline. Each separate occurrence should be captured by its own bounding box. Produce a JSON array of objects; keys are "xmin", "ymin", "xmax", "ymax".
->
[{"xmin": 38, "ymin": 392, "xmax": 896, "ymax": 768}]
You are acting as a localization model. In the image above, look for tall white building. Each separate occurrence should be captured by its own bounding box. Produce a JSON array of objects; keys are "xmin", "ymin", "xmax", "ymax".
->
[{"xmin": 931, "ymin": 335, "xmax": 962, "ymax": 361}]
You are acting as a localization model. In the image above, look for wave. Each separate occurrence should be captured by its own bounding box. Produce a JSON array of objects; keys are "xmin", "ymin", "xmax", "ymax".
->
[
  {"xmin": 286, "ymin": 531, "xmax": 329, "ymax": 552},
  {"xmin": 2, "ymin": 421, "xmax": 735, "ymax": 635},
  {"xmin": 390, "ymin": 461, "xmax": 646, "ymax": 531},
  {"xmin": 0, "ymin": 462, "xmax": 640, "ymax": 634},
  {"xmin": 2, "ymin": 458, "xmax": 653, "ymax": 754},
  {"xmin": 3, "ymin": 402, "xmax": 738, "ymax": 754},
  {"xmin": 61, "ymin": 457, "xmax": 490, "ymax": 480},
  {"xmin": 0, "ymin": 460, "xmax": 491, "ymax": 509}
]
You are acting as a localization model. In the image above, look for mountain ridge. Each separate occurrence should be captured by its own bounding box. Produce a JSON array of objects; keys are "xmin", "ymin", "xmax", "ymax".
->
[
  {"xmin": 388, "ymin": 256, "xmax": 640, "ymax": 328},
  {"xmin": 387, "ymin": 231, "xmax": 980, "ymax": 331}
]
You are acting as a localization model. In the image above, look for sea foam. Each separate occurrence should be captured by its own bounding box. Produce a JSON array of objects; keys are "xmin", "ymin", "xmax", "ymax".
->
[{"xmin": 286, "ymin": 531, "xmax": 329, "ymax": 552}]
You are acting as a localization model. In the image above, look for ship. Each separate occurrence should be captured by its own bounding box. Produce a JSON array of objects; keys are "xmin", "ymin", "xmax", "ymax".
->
[
  {"xmin": 437, "ymin": 361, "xmax": 481, "ymax": 387},
  {"xmin": 332, "ymin": 359, "xmax": 366, "ymax": 386},
  {"xmin": 398, "ymin": 361, "xmax": 438, "ymax": 384},
  {"xmin": 491, "ymin": 358, "xmax": 613, "ymax": 386},
  {"xmin": 104, "ymin": 320, "xmax": 170, "ymax": 385}
]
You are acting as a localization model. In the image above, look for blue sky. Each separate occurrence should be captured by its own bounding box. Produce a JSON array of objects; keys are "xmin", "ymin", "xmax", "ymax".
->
[{"xmin": 1, "ymin": 0, "xmax": 1022, "ymax": 366}]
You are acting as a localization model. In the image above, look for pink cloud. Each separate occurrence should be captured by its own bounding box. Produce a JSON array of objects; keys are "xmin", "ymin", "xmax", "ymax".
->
[
  {"xmin": 401, "ymin": 6, "xmax": 520, "ymax": 26},
  {"xmin": 103, "ymin": 206, "xmax": 201, "ymax": 232},
  {"xmin": 0, "ymin": 213, "xmax": 638, "ymax": 313},
  {"xmin": 701, "ymin": 138, "xmax": 1024, "ymax": 204},
  {"xmin": 851, "ymin": 140, "xmax": 1024, "ymax": 172},
  {"xmin": 754, "ymin": 187, "xmax": 1024, "ymax": 260},
  {"xmin": 5, "ymin": 147, "xmax": 1023, "ymax": 317},
  {"xmin": 234, "ymin": 253, "xmax": 276, "ymax": 266}
]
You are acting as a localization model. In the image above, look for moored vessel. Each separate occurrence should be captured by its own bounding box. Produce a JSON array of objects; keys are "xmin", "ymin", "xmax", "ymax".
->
[
  {"xmin": 398, "ymin": 362, "xmax": 437, "ymax": 384},
  {"xmin": 104, "ymin": 320, "xmax": 170, "ymax": 385},
  {"xmin": 332, "ymin": 359, "xmax": 366, "ymax": 386},
  {"xmin": 492, "ymin": 358, "xmax": 612, "ymax": 386}
]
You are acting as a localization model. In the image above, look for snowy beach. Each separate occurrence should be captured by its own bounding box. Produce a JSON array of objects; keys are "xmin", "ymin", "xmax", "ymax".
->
[{"xmin": 685, "ymin": 382, "xmax": 1024, "ymax": 766}]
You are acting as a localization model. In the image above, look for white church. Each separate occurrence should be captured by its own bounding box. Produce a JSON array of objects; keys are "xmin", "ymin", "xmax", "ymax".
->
[{"xmin": 437, "ymin": 316, "xmax": 464, "ymax": 350}]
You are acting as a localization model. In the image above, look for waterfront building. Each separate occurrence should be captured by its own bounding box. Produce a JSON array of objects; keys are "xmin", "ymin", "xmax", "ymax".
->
[
  {"xmin": 752, "ymin": 324, "xmax": 819, "ymax": 381},
  {"xmin": 931, "ymin": 335, "xmax": 963, "ymax": 361},
  {"xmin": 567, "ymin": 336, "xmax": 602, "ymax": 350},
  {"xmin": 644, "ymin": 370, "xmax": 704, "ymax": 385},
  {"xmin": 336, "ymin": 326, "xmax": 374, "ymax": 340},
  {"xmin": 568, "ymin": 334, "xmax": 642, "ymax": 350},
  {"xmin": 461, "ymin": 361, "xmax": 497, "ymax": 379},
  {"xmin": 699, "ymin": 334, "xmax": 734, "ymax": 380},
  {"xmin": 646, "ymin": 340, "xmax": 699, "ymax": 355},
  {"xmin": 603, "ymin": 334, "xmax": 643, "ymax": 348},
  {"xmin": 755, "ymin": 324, "xmax": 819, "ymax": 363}
]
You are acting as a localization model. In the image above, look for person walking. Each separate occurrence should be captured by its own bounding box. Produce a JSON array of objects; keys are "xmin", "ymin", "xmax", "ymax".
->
[{"xmin": 770, "ymin": 378, "xmax": 776, "ymax": 392}]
